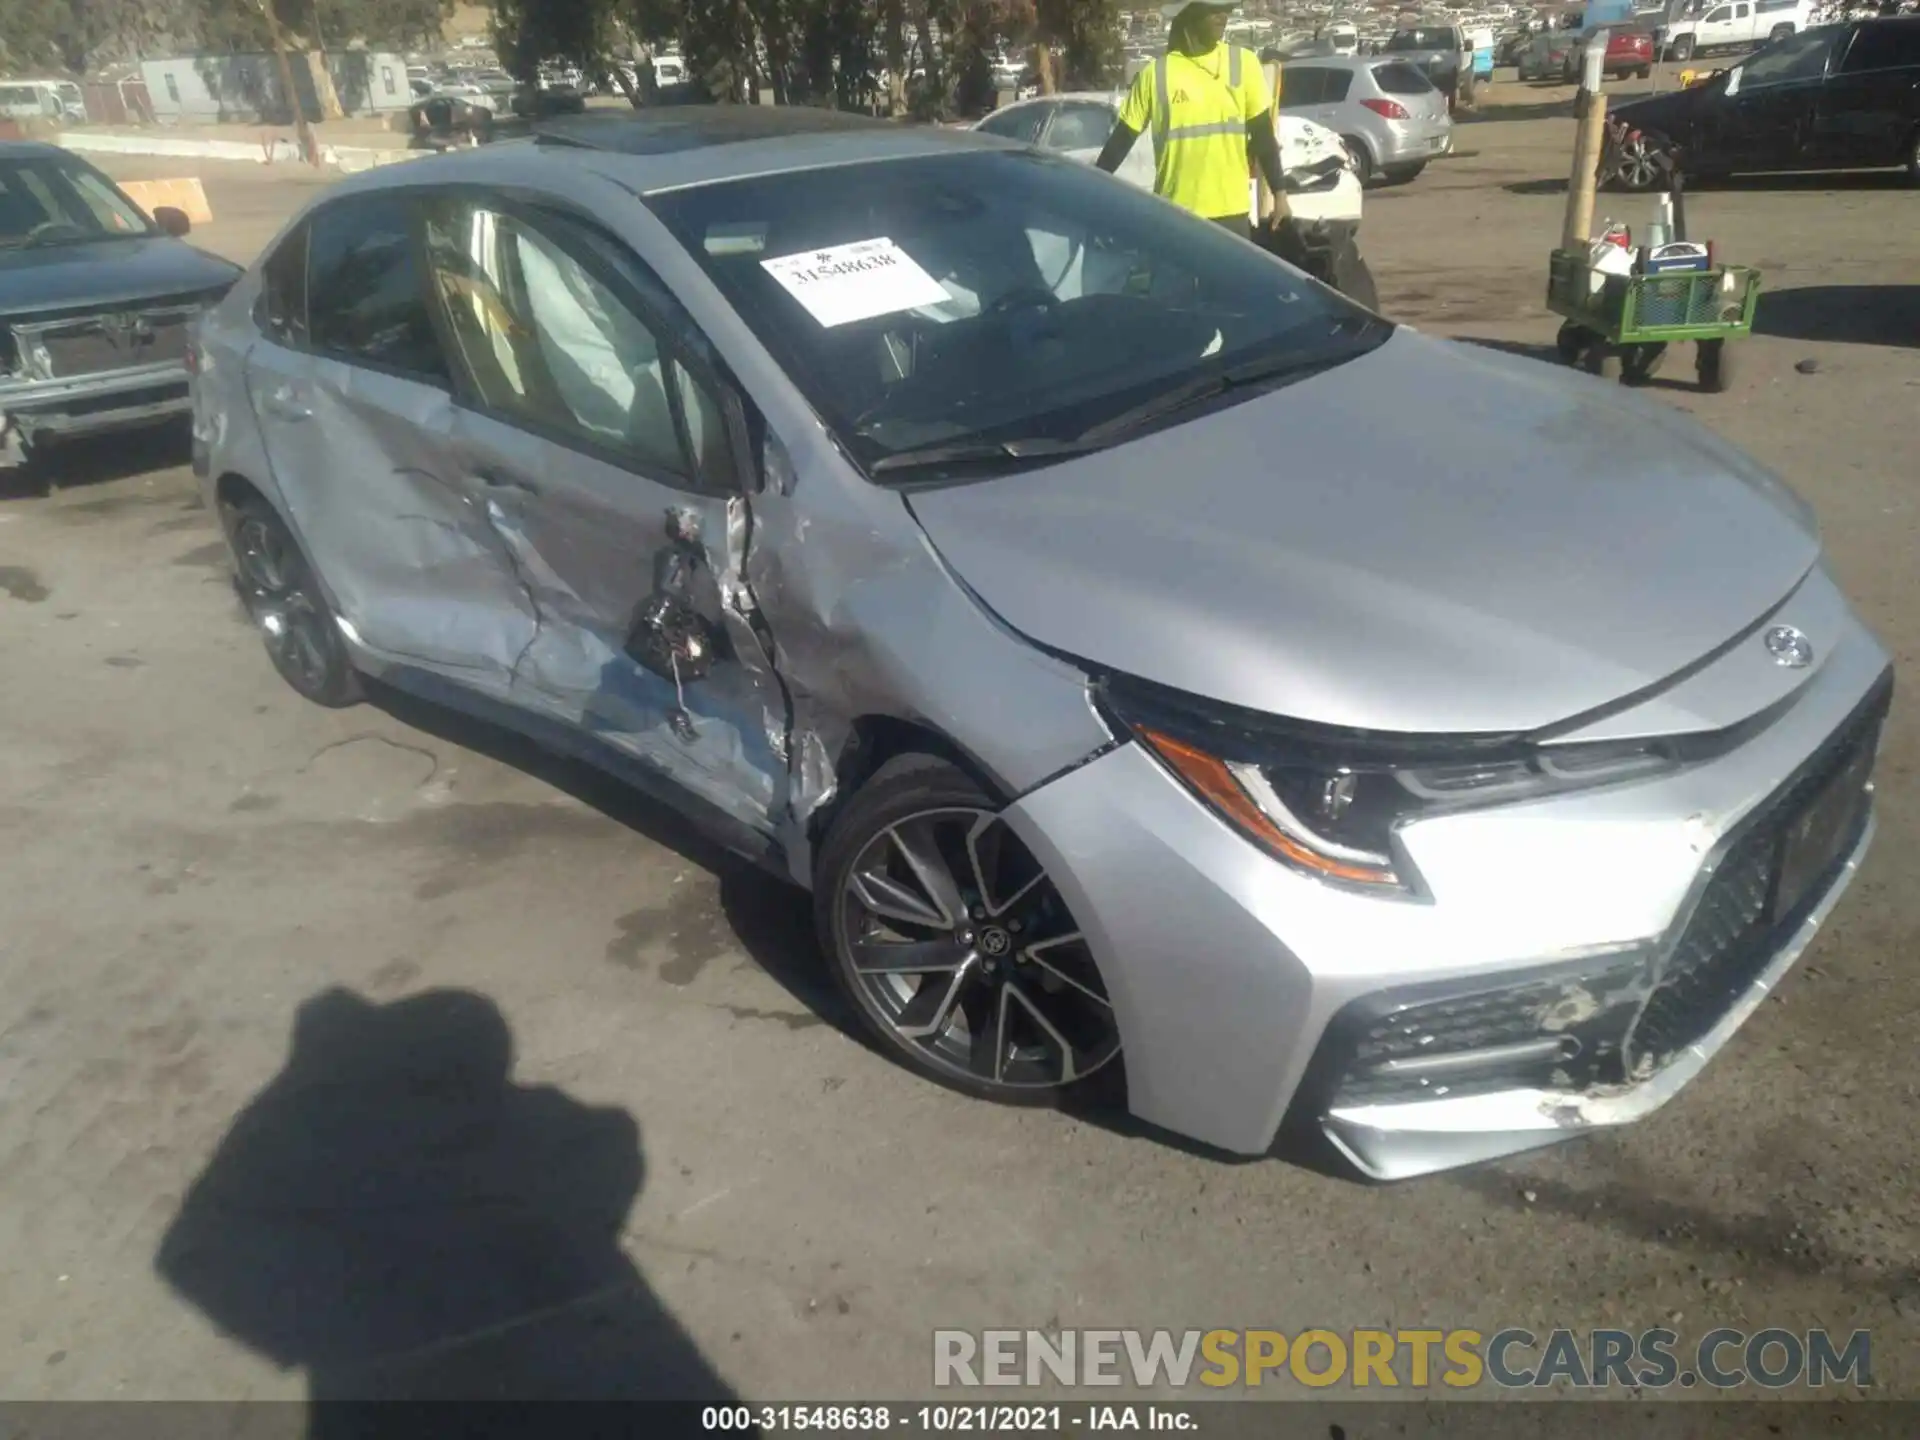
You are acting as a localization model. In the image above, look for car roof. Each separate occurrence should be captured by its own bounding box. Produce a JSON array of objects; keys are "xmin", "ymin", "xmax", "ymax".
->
[
  {"xmin": 1279, "ymin": 55, "xmax": 1399, "ymax": 68},
  {"xmin": 325, "ymin": 107, "xmax": 1015, "ymax": 201},
  {"xmin": 0, "ymin": 140, "xmax": 69, "ymax": 159}
]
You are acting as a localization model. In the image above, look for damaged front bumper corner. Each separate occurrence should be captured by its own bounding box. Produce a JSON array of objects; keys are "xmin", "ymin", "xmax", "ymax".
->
[{"xmin": 1322, "ymin": 811, "xmax": 1873, "ymax": 1180}]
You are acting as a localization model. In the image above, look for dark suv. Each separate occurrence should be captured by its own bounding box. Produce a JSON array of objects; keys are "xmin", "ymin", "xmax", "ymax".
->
[{"xmin": 1607, "ymin": 17, "xmax": 1920, "ymax": 190}]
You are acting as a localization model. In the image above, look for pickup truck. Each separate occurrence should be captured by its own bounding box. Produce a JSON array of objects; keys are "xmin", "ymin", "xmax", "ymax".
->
[
  {"xmin": 1380, "ymin": 23, "xmax": 1476, "ymax": 108},
  {"xmin": 1654, "ymin": 0, "xmax": 1813, "ymax": 62}
]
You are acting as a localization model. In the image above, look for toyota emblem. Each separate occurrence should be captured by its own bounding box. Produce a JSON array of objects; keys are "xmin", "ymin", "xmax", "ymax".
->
[{"xmin": 1764, "ymin": 625, "xmax": 1814, "ymax": 669}]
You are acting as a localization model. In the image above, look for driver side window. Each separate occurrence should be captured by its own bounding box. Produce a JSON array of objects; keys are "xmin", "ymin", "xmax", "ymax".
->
[
  {"xmin": 420, "ymin": 196, "xmax": 728, "ymax": 487},
  {"xmin": 1741, "ymin": 28, "xmax": 1838, "ymax": 85},
  {"xmin": 977, "ymin": 104, "xmax": 1050, "ymax": 144}
]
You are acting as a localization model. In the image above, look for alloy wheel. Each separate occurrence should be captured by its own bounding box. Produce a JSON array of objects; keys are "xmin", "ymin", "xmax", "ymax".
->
[
  {"xmin": 233, "ymin": 515, "xmax": 337, "ymax": 698},
  {"xmin": 1614, "ymin": 133, "xmax": 1669, "ymax": 191},
  {"xmin": 836, "ymin": 807, "xmax": 1120, "ymax": 1091}
]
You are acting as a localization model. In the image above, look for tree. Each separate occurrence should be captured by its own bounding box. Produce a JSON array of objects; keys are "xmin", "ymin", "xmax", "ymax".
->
[{"xmin": 0, "ymin": 0, "xmax": 191, "ymax": 74}]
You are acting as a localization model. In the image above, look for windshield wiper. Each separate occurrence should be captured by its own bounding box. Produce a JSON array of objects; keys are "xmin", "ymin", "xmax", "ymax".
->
[
  {"xmin": 868, "ymin": 434, "xmax": 1109, "ymax": 477},
  {"xmin": 1075, "ymin": 338, "xmax": 1374, "ymax": 446}
]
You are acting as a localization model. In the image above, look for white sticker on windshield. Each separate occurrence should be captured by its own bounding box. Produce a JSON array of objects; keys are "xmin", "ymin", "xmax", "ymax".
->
[{"xmin": 760, "ymin": 238, "xmax": 949, "ymax": 328}]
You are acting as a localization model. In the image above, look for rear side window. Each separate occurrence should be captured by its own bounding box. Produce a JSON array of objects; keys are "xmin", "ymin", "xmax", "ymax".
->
[
  {"xmin": 1372, "ymin": 61, "xmax": 1436, "ymax": 95},
  {"xmin": 1841, "ymin": 22, "xmax": 1920, "ymax": 71},
  {"xmin": 305, "ymin": 193, "xmax": 449, "ymax": 382},
  {"xmin": 1279, "ymin": 67, "xmax": 1327, "ymax": 105},
  {"xmin": 977, "ymin": 104, "xmax": 1048, "ymax": 143},
  {"xmin": 259, "ymin": 223, "xmax": 310, "ymax": 346},
  {"xmin": 1045, "ymin": 102, "xmax": 1115, "ymax": 151}
]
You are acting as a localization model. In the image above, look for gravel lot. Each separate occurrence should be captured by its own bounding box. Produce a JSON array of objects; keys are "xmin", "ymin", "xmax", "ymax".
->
[{"xmin": 2, "ymin": 91, "xmax": 1916, "ymax": 1413}]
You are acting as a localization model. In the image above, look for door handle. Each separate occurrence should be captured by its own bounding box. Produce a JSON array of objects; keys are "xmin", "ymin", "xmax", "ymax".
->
[
  {"xmin": 261, "ymin": 384, "xmax": 311, "ymax": 422},
  {"xmin": 473, "ymin": 467, "xmax": 542, "ymax": 496}
]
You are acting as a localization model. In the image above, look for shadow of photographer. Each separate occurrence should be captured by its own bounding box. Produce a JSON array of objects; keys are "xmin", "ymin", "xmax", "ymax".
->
[{"xmin": 156, "ymin": 987, "xmax": 740, "ymax": 1423}]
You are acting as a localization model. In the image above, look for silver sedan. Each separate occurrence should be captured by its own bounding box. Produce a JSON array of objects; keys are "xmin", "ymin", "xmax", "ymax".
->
[{"xmin": 191, "ymin": 108, "xmax": 1890, "ymax": 1179}]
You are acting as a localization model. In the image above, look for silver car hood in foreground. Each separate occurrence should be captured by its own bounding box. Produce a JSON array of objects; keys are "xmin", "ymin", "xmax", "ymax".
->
[{"xmin": 908, "ymin": 329, "xmax": 1820, "ymax": 736}]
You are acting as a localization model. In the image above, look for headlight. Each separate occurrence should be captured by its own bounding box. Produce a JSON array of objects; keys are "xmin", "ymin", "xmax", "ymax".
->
[{"xmin": 1100, "ymin": 675, "xmax": 1680, "ymax": 894}]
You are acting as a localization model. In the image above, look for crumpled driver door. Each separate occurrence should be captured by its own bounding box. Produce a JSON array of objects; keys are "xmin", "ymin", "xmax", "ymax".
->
[{"xmin": 421, "ymin": 194, "xmax": 788, "ymax": 841}]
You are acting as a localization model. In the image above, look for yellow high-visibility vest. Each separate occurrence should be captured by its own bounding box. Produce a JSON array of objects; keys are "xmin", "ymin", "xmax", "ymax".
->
[{"xmin": 1116, "ymin": 43, "xmax": 1272, "ymax": 220}]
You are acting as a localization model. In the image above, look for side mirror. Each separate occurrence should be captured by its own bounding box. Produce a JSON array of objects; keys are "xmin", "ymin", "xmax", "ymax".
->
[
  {"xmin": 1723, "ymin": 65, "xmax": 1742, "ymax": 96},
  {"xmin": 153, "ymin": 205, "xmax": 192, "ymax": 237}
]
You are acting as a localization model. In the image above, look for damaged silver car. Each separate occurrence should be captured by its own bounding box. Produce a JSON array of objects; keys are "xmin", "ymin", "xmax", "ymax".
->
[{"xmin": 194, "ymin": 109, "xmax": 1891, "ymax": 1178}]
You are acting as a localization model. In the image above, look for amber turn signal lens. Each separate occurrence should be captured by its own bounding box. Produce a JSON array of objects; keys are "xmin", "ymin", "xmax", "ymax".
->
[{"xmin": 1136, "ymin": 727, "xmax": 1399, "ymax": 887}]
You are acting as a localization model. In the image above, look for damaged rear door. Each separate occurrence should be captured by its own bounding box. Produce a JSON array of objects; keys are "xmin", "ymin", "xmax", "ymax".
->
[
  {"xmin": 245, "ymin": 191, "xmax": 536, "ymax": 689},
  {"xmin": 417, "ymin": 193, "xmax": 787, "ymax": 839}
]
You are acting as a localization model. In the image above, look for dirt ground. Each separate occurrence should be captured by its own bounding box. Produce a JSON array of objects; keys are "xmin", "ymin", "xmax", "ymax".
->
[{"xmin": 2, "ymin": 92, "xmax": 1917, "ymax": 1413}]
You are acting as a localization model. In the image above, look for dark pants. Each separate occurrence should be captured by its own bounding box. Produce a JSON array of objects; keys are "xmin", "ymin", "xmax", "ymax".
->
[{"xmin": 1209, "ymin": 214, "xmax": 1253, "ymax": 241}]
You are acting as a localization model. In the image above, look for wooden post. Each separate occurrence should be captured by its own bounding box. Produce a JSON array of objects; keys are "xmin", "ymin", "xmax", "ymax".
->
[{"xmin": 1559, "ymin": 34, "xmax": 1609, "ymax": 252}]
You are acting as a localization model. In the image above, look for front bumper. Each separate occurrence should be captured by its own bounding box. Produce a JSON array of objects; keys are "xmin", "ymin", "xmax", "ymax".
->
[
  {"xmin": 0, "ymin": 362, "xmax": 192, "ymax": 452},
  {"xmin": 1004, "ymin": 584, "xmax": 1891, "ymax": 1177}
]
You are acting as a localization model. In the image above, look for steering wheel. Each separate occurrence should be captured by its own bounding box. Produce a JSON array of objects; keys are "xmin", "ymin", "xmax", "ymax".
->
[
  {"xmin": 985, "ymin": 284, "xmax": 1061, "ymax": 318},
  {"xmin": 26, "ymin": 220, "xmax": 87, "ymax": 246}
]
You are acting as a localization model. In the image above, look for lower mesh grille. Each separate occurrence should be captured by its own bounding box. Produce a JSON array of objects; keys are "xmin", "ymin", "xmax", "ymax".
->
[
  {"xmin": 1309, "ymin": 676, "xmax": 1889, "ymax": 1114},
  {"xmin": 1627, "ymin": 685, "xmax": 1886, "ymax": 1068}
]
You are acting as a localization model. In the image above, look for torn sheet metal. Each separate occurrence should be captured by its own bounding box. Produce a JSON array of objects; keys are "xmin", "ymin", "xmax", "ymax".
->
[
  {"xmin": 248, "ymin": 353, "xmax": 536, "ymax": 689},
  {"xmin": 744, "ymin": 429, "xmax": 1114, "ymax": 885},
  {"xmin": 445, "ymin": 404, "xmax": 790, "ymax": 840}
]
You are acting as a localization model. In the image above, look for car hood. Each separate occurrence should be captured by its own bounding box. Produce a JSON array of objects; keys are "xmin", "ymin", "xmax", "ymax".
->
[
  {"xmin": 907, "ymin": 329, "xmax": 1819, "ymax": 736},
  {"xmin": 1612, "ymin": 87, "xmax": 1703, "ymax": 136},
  {"xmin": 0, "ymin": 236, "xmax": 241, "ymax": 318}
]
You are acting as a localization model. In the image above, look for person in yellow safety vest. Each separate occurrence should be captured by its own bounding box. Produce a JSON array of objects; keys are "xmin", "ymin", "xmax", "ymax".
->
[{"xmin": 1094, "ymin": 0, "xmax": 1289, "ymax": 240}]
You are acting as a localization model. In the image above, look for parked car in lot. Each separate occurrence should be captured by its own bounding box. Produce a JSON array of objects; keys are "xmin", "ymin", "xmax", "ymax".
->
[
  {"xmin": 193, "ymin": 108, "xmax": 1890, "ymax": 1179},
  {"xmin": 1280, "ymin": 56, "xmax": 1454, "ymax": 184},
  {"xmin": 0, "ymin": 143, "xmax": 239, "ymax": 470},
  {"xmin": 1517, "ymin": 29, "xmax": 1578, "ymax": 79},
  {"xmin": 1656, "ymin": 0, "xmax": 1817, "ymax": 60},
  {"xmin": 971, "ymin": 90, "xmax": 1365, "ymax": 222},
  {"xmin": 1608, "ymin": 16, "xmax": 1920, "ymax": 187},
  {"xmin": 1567, "ymin": 25, "xmax": 1658, "ymax": 79},
  {"xmin": 1380, "ymin": 23, "xmax": 1476, "ymax": 107}
]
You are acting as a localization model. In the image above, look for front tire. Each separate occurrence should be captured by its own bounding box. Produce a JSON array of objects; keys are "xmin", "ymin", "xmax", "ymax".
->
[
  {"xmin": 1768, "ymin": 23, "xmax": 1795, "ymax": 41},
  {"xmin": 815, "ymin": 754, "xmax": 1121, "ymax": 1105},
  {"xmin": 1611, "ymin": 130, "xmax": 1674, "ymax": 191},
  {"xmin": 1905, "ymin": 127, "xmax": 1920, "ymax": 187},
  {"xmin": 223, "ymin": 495, "xmax": 362, "ymax": 708},
  {"xmin": 1670, "ymin": 35, "xmax": 1696, "ymax": 62}
]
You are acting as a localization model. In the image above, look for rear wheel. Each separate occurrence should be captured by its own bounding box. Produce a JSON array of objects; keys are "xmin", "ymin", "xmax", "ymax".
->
[
  {"xmin": 1696, "ymin": 337, "xmax": 1738, "ymax": 393},
  {"xmin": 223, "ymin": 495, "xmax": 362, "ymax": 707},
  {"xmin": 1339, "ymin": 134, "xmax": 1374, "ymax": 185},
  {"xmin": 816, "ymin": 755, "xmax": 1122, "ymax": 1105},
  {"xmin": 1583, "ymin": 342, "xmax": 1623, "ymax": 381},
  {"xmin": 1555, "ymin": 320, "xmax": 1590, "ymax": 363},
  {"xmin": 1622, "ymin": 342, "xmax": 1668, "ymax": 385}
]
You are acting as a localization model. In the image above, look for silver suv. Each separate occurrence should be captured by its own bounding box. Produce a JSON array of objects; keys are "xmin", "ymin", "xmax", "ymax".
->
[{"xmin": 193, "ymin": 110, "xmax": 1889, "ymax": 1179}]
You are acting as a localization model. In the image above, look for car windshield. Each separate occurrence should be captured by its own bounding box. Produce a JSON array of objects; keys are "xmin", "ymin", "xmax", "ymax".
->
[
  {"xmin": 646, "ymin": 150, "xmax": 1386, "ymax": 474},
  {"xmin": 0, "ymin": 154, "xmax": 151, "ymax": 249},
  {"xmin": 1386, "ymin": 29, "xmax": 1455, "ymax": 50},
  {"xmin": 1738, "ymin": 27, "xmax": 1841, "ymax": 85}
]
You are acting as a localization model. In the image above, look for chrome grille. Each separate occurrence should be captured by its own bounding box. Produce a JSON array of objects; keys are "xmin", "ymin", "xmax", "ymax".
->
[{"xmin": 19, "ymin": 304, "xmax": 197, "ymax": 378}]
